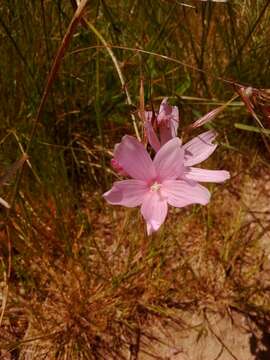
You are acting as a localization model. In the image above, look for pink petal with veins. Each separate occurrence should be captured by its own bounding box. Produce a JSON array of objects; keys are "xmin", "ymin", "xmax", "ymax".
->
[
  {"xmin": 141, "ymin": 191, "xmax": 168, "ymax": 235},
  {"xmin": 183, "ymin": 130, "xmax": 217, "ymax": 166},
  {"xmin": 162, "ymin": 180, "xmax": 210, "ymax": 207},
  {"xmin": 103, "ymin": 179, "xmax": 148, "ymax": 207},
  {"xmin": 114, "ymin": 135, "xmax": 156, "ymax": 181},
  {"xmin": 144, "ymin": 111, "xmax": 161, "ymax": 152},
  {"xmin": 184, "ymin": 167, "xmax": 230, "ymax": 183},
  {"xmin": 157, "ymin": 98, "xmax": 179, "ymax": 146},
  {"xmin": 153, "ymin": 137, "xmax": 184, "ymax": 181}
]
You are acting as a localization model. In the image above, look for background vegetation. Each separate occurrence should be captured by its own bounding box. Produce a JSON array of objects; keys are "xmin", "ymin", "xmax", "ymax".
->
[{"xmin": 0, "ymin": 0, "xmax": 270, "ymax": 358}]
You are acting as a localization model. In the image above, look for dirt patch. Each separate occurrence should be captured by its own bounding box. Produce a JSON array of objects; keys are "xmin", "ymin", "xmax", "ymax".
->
[{"xmin": 137, "ymin": 311, "xmax": 256, "ymax": 360}]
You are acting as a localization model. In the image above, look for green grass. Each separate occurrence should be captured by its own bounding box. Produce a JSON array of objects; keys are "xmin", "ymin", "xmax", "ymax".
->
[{"xmin": 0, "ymin": 0, "xmax": 270, "ymax": 358}]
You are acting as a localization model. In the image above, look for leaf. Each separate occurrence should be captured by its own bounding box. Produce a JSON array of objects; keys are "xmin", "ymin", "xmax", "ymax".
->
[{"xmin": 234, "ymin": 123, "xmax": 270, "ymax": 135}]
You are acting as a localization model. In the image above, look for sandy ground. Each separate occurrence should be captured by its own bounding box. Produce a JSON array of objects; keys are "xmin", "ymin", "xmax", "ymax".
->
[
  {"xmin": 138, "ymin": 312, "xmax": 257, "ymax": 360},
  {"xmin": 136, "ymin": 172, "xmax": 270, "ymax": 360}
]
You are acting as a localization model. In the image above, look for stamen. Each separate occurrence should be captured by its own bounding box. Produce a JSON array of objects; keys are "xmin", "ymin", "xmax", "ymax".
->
[{"xmin": 150, "ymin": 182, "xmax": 161, "ymax": 192}]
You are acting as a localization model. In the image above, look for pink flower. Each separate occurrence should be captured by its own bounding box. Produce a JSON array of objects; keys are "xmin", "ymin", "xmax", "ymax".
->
[
  {"xmin": 144, "ymin": 98, "xmax": 179, "ymax": 152},
  {"xmin": 103, "ymin": 134, "xmax": 229, "ymax": 235}
]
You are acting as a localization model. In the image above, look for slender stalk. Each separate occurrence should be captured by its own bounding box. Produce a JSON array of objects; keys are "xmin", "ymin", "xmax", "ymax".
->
[
  {"xmin": 83, "ymin": 19, "xmax": 141, "ymax": 141},
  {"xmin": 95, "ymin": 46, "xmax": 108, "ymax": 187},
  {"xmin": 26, "ymin": 0, "xmax": 89, "ymax": 154}
]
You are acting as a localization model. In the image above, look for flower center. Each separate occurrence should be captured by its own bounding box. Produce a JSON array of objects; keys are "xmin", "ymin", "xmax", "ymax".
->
[{"xmin": 150, "ymin": 181, "xmax": 161, "ymax": 192}]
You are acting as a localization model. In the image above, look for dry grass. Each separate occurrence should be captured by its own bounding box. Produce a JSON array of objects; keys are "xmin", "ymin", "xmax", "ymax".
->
[{"xmin": 1, "ymin": 145, "xmax": 270, "ymax": 358}]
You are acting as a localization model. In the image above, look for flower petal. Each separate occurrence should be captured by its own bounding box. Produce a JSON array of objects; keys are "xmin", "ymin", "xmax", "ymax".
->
[
  {"xmin": 144, "ymin": 112, "xmax": 161, "ymax": 152},
  {"xmin": 141, "ymin": 191, "xmax": 168, "ymax": 235},
  {"xmin": 162, "ymin": 180, "xmax": 210, "ymax": 207},
  {"xmin": 184, "ymin": 167, "xmax": 230, "ymax": 183},
  {"xmin": 114, "ymin": 135, "xmax": 156, "ymax": 181},
  {"xmin": 111, "ymin": 158, "xmax": 128, "ymax": 176},
  {"xmin": 153, "ymin": 137, "xmax": 184, "ymax": 181},
  {"xmin": 183, "ymin": 130, "xmax": 217, "ymax": 166},
  {"xmin": 159, "ymin": 123, "xmax": 173, "ymax": 147},
  {"xmin": 103, "ymin": 180, "xmax": 148, "ymax": 207},
  {"xmin": 170, "ymin": 106, "xmax": 180, "ymax": 136},
  {"xmin": 157, "ymin": 98, "xmax": 179, "ymax": 146}
]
